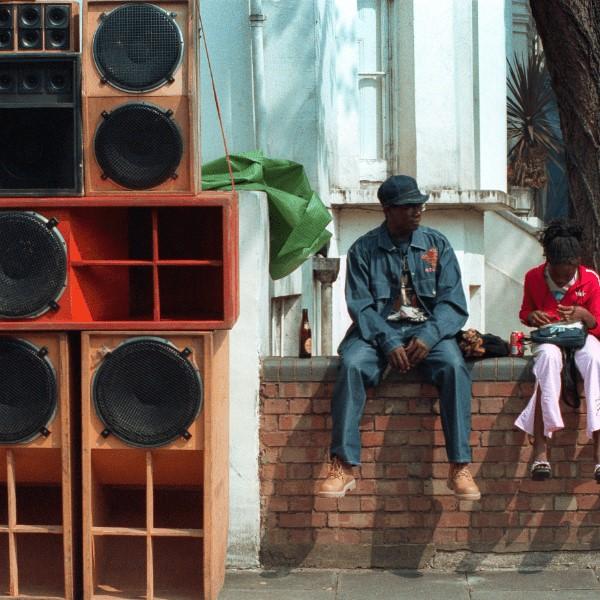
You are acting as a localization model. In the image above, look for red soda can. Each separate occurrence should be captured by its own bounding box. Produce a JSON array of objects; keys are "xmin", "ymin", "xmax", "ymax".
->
[{"xmin": 510, "ymin": 331, "xmax": 524, "ymax": 357}]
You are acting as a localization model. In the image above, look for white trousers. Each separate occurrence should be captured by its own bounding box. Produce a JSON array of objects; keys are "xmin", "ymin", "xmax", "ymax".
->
[{"xmin": 514, "ymin": 335, "xmax": 600, "ymax": 439}]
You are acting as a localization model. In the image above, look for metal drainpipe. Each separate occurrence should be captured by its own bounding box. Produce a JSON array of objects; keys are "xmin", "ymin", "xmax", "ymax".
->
[{"xmin": 250, "ymin": 0, "xmax": 268, "ymax": 153}]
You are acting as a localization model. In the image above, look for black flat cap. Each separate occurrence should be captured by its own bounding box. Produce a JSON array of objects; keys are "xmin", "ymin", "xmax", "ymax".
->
[{"xmin": 377, "ymin": 175, "xmax": 429, "ymax": 206}]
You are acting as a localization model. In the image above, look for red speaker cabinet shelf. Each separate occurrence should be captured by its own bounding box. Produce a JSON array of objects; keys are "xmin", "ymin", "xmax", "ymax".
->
[{"xmin": 0, "ymin": 193, "xmax": 239, "ymax": 330}]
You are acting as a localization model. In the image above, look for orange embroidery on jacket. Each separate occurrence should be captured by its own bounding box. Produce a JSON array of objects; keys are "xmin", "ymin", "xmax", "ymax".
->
[{"xmin": 421, "ymin": 248, "xmax": 438, "ymax": 271}]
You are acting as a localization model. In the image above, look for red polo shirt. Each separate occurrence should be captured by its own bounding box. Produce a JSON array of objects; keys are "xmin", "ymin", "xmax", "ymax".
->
[{"xmin": 519, "ymin": 263, "xmax": 600, "ymax": 338}]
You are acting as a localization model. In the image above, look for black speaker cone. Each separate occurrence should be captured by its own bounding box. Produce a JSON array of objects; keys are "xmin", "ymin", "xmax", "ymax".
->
[
  {"xmin": 92, "ymin": 337, "xmax": 203, "ymax": 448},
  {"xmin": 0, "ymin": 212, "xmax": 67, "ymax": 319},
  {"xmin": 93, "ymin": 3, "xmax": 183, "ymax": 93},
  {"xmin": 47, "ymin": 6, "xmax": 68, "ymax": 27},
  {"xmin": 20, "ymin": 29, "xmax": 41, "ymax": 49},
  {"xmin": 0, "ymin": 8, "xmax": 12, "ymax": 28},
  {"xmin": 94, "ymin": 102, "xmax": 183, "ymax": 189},
  {"xmin": 0, "ymin": 337, "xmax": 57, "ymax": 444}
]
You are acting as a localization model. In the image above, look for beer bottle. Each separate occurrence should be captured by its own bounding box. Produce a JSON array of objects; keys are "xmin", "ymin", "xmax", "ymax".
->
[{"xmin": 299, "ymin": 308, "xmax": 312, "ymax": 358}]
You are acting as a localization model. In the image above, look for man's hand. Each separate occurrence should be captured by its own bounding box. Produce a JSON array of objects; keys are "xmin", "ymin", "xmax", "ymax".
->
[
  {"xmin": 557, "ymin": 304, "xmax": 596, "ymax": 328},
  {"xmin": 388, "ymin": 345, "xmax": 411, "ymax": 372},
  {"xmin": 405, "ymin": 337, "xmax": 430, "ymax": 366},
  {"xmin": 527, "ymin": 310, "xmax": 552, "ymax": 327}
]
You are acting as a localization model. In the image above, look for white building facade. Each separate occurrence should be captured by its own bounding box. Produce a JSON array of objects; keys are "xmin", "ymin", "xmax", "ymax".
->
[{"xmin": 202, "ymin": 0, "xmax": 542, "ymax": 566}]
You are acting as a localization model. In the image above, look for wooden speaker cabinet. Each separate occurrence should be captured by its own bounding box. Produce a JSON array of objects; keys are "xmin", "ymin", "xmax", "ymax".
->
[
  {"xmin": 0, "ymin": 193, "xmax": 239, "ymax": 330},
  {"xmin": 0, "ymin": 332, "xmax": 74, "ymax": 600},
  {"xmin": 82, "ymin": 0, "xmax": 200, "ymax": 194},
  {"xmin": 81, "ymin": 330, "xmax": 229, "ymax": 600}
]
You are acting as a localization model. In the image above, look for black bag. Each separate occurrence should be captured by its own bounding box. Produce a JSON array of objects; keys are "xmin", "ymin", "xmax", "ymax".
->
[
  {"xmin": 529, "ymin": 323, "xmax": 587, "ymax": 350},
  {"xmin": 456, "ymin": 329, "xmax": 510, "ymax": 359}
]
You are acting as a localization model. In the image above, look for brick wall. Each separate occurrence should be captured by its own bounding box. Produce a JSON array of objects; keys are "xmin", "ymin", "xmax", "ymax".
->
[{"xmin": 259, "ymin": 357, "xmax": 600, "ymax": 568}]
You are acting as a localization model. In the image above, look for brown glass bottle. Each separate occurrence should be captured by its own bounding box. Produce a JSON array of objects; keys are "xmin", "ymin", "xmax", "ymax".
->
[{"xmin": 299, "ymin": 308, "xmax": 312, "ymax": 358}]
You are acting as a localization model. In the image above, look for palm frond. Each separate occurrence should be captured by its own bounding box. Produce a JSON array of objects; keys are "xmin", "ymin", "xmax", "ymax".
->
[{"xmin": 506, "ymin": 52, "xmax": 563, "ymax": 187}]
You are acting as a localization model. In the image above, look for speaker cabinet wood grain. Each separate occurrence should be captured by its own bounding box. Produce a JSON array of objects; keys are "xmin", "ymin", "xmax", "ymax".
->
[
  {"xmin": 81, "ymin": 330, "xmax": 229, "ymax": 600},
  {"xmin": 82, "ymin": 1, "xmax": 199, "ymax": 194},
  {"xmin": 0, "ymin": 333, "xmax": 74, "ymax": 600}
]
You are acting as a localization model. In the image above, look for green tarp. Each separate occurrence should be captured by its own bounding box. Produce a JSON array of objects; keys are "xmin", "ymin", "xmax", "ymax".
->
[{"xmin": 202, "ymin": 151, "xmax": 332, "ymax": 280}]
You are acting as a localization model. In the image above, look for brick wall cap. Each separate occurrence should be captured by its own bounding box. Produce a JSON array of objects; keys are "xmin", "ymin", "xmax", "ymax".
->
[{"xmin": 261, "ymin": 356, "xmax": 533, "ymax": 382}]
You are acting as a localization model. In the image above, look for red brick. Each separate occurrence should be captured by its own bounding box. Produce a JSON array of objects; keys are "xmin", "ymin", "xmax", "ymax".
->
[
  {"xmin": 279, "ymin": 512, "xmax": 326, "ymax": 528},
  {"xmin": 261, "ymin": 431, "xmax": 291, "ymax": 447},
  {"xmin": 279, "ymin": 447, "xmax": 326, "ymax": 463},
  {"xmin": 314, "ymin": 497, "xmax": 338, "ymax": 512},
  {"xmin": 426, "ymin": 512, "xmax": 470, "ymax": 528},
  {"xmin": 363, "ymin": 399, "xmax": 385, "ymax": 414},
  {"xmin": 472, "ymin": 382, "xmax": 519, "ymax": 397},
  {"xmin": 338, "ymin": 496, "xmax": 361, "ymax": 512},
  {"xmin": 408, "ymin": 497, "xmax": 432, "ymax": 512},
  {"xmin": 289, "ymin": 398, "xmax": 313, "ymax": 413},
  {"xmin": 260, "ymin": 383, "xmax": 279, "ymax": 398},
  {"xmin": 287, "ymin": 529, "xmax": 314, "ymax": 543},
  {"xmin": 262, "ymin": 398, "xmax": 288, "ymax": 413},
  {"xmin": 279, "ymin": 414, "xmax": 325, "ymax": 430},
  {"xmin": 374, "ymin": 416, "xmax": 422, "ymax": 430},
  {"xmin": 361, "ymin": 432, "xmax": 386, "ymax": 446},
  {"xmin": 421, "ymin": 384, "xmax": 439, "ymax": 398},
  {"xmin": 288, "ymin": 496, "xmax": 315, "ymax": 511},
  {"xmin": 360, "ymin": 496, "xmax": 383, "ymax": 511},
  {"xmin": 359, "ymin": 416, "xmax": 374, "ymax": 431},
  {"xmin": 312, "ymin": 398, "xmax": 331, "ymax": 413},
  {"xmin": 409, "ymin": 398, "xmax": 436, "ymax": 413},
  {"xmin": 384, "ymin": 513, "xmax": 422, "ymax": 528},
  {"xmin": 478, "ymin": 397, "xmax": 506, "ymax": 413},
  {"xmin": 432, "ymin": 528, "xmax": 457, "ymax": 543},
  {"xmin": 420, "ymin": 416, "xmax": 443, "ymax": 430},
  {"xmin": 280, "ymin": 382, "xmax": 320, "ymax": 397},
  {"xmin": 287, "ymin": 464, "xmax": 312, "ymax": 479},
  {"xmin": 261, "ymin": 414, "xmax": 278, "ymax": 430},
  {"xmin": 328, "ymin": 512, "xmax": 375, "ymax": 528},
  {"xmin": 385, "ymin": 497, "xmax": 408, "ymax": 511},
  {"xmin": 261, "ymin": 463, "xmax": 286, "ymax": 480},
  {"xmin": 385, "ymin": 464, "xmax": 408, "ymax": 478},
  {"xmin": 378, "ymin": 383, "xmax": 421, "ymax": 397},
  {"xmin": 264, "ymin": 496, "xmax": 288, "ymax": 512},
  {"xmin": 277, "ymin": 480, "xmax": 317, "ymax": 495}
]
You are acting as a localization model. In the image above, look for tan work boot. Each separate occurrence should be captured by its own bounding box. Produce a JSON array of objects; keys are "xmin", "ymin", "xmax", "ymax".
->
[
  {"xmin": 448, "ymin": 463, "xmax": 481, "ymax": 500},
  {"xmin": 318, "ymin": 456, "xmax": 356, "ymax": 498}
]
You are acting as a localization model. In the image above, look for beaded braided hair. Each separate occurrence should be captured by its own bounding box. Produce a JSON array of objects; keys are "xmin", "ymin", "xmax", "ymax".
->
[{"xmin": 539, "ymin": 219, "xmax": 583, "ymax": 266}]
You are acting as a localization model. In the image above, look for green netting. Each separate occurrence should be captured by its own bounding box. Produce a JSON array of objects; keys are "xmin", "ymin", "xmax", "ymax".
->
[{"xmin": 202, "ymin": 150, "xmax": 332, "ymax": 280}]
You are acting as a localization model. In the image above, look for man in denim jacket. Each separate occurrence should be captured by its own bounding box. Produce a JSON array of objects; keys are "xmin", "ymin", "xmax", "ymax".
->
[{"xmin": 318, "ymin": 175, "xmax": 480, "ymax": 501}]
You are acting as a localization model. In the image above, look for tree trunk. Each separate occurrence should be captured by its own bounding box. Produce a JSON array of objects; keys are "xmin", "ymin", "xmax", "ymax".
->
[{"xmin": 529, "ymin": 0, "xmax": 600, "ymax": 270}]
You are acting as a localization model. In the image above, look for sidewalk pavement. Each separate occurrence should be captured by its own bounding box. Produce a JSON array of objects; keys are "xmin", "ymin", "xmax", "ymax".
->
[{"xmin": 220, "ymin": 568, "xmax": 600, "ymax": 599}]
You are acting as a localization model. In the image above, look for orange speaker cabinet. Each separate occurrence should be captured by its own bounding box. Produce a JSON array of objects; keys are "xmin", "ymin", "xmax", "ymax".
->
[
  {"xmin": 0, "ymin": 193, "xmax": 239, "ymax": 330},
  {"xmin": 0, "ymin": 332, "xmax": 74, "ymax": 600},
  {"xmin": 82, "ymin": 0, "xmax": 200, "ymax": 194},
  {"xmin": 81, "ymin": 330, "xmax": 229, "ymax": 600}
]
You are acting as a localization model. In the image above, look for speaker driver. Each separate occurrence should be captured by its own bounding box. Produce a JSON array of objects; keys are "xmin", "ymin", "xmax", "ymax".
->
[
  {"xmin": 0, "ymin": 337, "xmax": 57, "ymax": 444},
  {"xmin": 94, "ymin": 102, "xmax": 183, "ymax": 189},
  {"xmin": 93, "ymin": 3, "xmax": 183, "ymax": 93},
  {"xmin": 92, "ymin": 337, "xmax": 203, "ymax": 448},
  {"xmin": 0, "ymin": 212, "xmax": 67, "ymax": 319}
]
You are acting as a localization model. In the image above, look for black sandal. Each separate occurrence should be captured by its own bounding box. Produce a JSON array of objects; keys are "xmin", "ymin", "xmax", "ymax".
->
[
  {"xmin": 530, "ymin": 460, "xmax": 552, "ymax": 481},
  {"xmin": 594, "ymin": 464, "xmax": 600, "ymax": 484}
]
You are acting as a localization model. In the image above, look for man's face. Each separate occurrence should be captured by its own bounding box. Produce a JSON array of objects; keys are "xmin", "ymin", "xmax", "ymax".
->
[{"xmin": 383, "ymin": 203, "xmax": 426, "ymax": 235}]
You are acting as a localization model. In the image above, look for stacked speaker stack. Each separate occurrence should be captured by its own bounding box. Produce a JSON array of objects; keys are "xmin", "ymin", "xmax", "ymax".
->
[{"xmin": 0, "ymin": 2, "xmax": 237, "ymax": 599}]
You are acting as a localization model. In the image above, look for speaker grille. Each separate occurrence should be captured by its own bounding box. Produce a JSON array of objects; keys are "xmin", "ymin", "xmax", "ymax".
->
[
  {"xmin": 93, "ymin": 3, "xmax": 183, "ymax": 93},
  {"xmin": 0, "ymin": 212, "xmax": 67, "ymax": 318},
  {"xmin": 92, "ymin": 337, "xmax": 203, "ymax": 448},
  {"xmin": 94, "ymin": 102, "xmax": 183, "ymax": 189},
  {"xmin": 0, "ymin": 337, "xmax": 57, "ymax": 444}
]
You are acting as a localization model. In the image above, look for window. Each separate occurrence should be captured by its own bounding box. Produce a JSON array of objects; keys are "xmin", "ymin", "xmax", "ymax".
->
[{"xmin": 357, "ymin": 0, "xmax": 389, "ymax": 181}]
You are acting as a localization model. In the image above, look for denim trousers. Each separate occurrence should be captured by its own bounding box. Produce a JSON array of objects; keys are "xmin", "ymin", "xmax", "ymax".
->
[{"xmin": 330, "ymin": 325, "xmax": 473, "ymax": 465}]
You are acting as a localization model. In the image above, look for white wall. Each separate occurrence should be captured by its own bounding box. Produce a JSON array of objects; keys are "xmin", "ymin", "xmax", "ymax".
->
[
  {"xmin": 200, "ymin": 1, "xmax": 255, "ymax": 162},
  {"xmin": 484, "ymin": 210, "xmax": 543, "ymax": 338},
  {"xmin": 227, "ymin": 191, "xmax": 270, "ymax": 567}
]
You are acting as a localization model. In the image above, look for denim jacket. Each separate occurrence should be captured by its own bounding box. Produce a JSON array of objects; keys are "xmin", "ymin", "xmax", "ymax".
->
[{"xmin": 342, "ymin": 223, "xmax": 468, "ymax": 355}]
